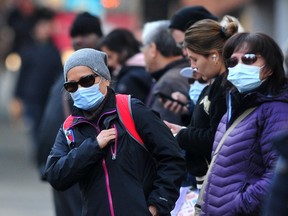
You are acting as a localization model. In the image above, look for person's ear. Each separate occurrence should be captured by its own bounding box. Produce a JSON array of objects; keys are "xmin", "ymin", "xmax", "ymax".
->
[
  {"xmin": 104, "ymin": 79, "xmax": 110, "ymax": 86},
  {"xmin": 150, "ymin": 43, "xmax": 158, "ymax": 58},
  {"xmin": 210, "ymin": 50, "xmax": 221, "ymax": 64},
  {"xmin": 261, "ymin": 67, "xmax": 273, "ymax": 80}
]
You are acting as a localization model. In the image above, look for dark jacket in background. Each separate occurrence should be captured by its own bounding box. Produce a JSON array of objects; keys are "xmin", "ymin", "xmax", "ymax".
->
[
  {"xmin": 37, "ymin": 75, "xmax": 66, "ymax": 175},
  {"xmin": 15, "ymin": 41, "xmax": 62, "ymax": 137},
  {"xmin": 112, "ymin": 53, "xmax": 153, "ymax": 104},
  {"xmin": 37, "ymin": 74, "xmax": 82, "ymax": 216}
]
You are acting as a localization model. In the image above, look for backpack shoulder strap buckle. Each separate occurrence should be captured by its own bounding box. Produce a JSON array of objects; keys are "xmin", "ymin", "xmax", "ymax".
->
[{"xmin": 63, "ymin": 115, "xmax": 75, "ymax": 145}]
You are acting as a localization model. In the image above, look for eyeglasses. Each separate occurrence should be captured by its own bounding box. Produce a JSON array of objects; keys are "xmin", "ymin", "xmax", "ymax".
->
[
  {"xmin": 225, "ymin": 54, "xmax": 260, "ymax": 68},
  {"xmin": 64, "ymin": 74, "xmax": 98, "ymax": 93}
]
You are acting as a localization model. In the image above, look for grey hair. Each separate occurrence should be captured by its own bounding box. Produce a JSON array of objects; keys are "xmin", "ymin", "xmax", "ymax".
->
[{"xmin": 142, "ymin": 20, "xmax": 182, "ymax": 57}]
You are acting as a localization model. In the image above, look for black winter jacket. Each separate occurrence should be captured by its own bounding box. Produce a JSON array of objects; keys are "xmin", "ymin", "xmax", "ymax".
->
[
  {"xmin": 115, "ymin": 65, "xmax": 153, "ymax": 104},
  {"xmin": 44, "ymin": 92, "xmax": 185, "ymax": 216},
  {"xmin": 176, "ymin": 74, "xmax": 227, "ymax": 177}
]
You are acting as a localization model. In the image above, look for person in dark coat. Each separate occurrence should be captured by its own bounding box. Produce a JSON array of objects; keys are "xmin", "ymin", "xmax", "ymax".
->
[
  {"xmin": 6, "ymin": 0, "xmax": 36, "ymax": 54},
  {"xmin": 99, "ymin": 28, "xmax": 153, "ymax": 103},
  {"xmin": 44, "ymin": 48, "xmax": 186, "ymax": 216},
  {"xmin": 37, "ymin": 11, "xmax": 104, "ymax": 216},
  {"xmin": 11, "ymin": 7, "xmax": 62, "ymax": 151}
]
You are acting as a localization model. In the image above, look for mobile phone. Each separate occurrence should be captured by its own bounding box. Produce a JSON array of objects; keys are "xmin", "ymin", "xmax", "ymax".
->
[{"xmin": 154, "ymin": 92, "xmax": 187, "ymax": 106}]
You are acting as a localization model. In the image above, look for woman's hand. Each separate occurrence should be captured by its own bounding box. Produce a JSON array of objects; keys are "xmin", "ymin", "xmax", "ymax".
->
[
  {"xmin": 162, "ymin": 92, "xmax": 189, "ymax": 115},
  {"xmin": 163, "ymin": 120, "xmax": 184, "ymax": 136},
  {"xmin": 148, "ymin": 205, "xmax": 158, "ymax": 216},
  {"xmin": 96, "ymin": 128, "xmax": 116, "ymax": 149}
]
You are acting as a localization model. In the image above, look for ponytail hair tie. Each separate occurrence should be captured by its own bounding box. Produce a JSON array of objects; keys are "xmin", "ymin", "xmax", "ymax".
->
[{"xmin": 220, "ymin": 26, "xmax": 226, "ymax": 38}]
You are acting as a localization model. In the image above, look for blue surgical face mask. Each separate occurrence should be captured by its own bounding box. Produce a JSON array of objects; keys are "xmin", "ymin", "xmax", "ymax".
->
[
  {"xmin": 189, "ymin": 81, "xmax": 208, "ymax": 104},
  {"xmin": 227, "ymin": 63, "xmax": 264, "ymax": 93},
  {"xmin": 70, "ymin": 83, "xmax": 104, "ymax": 111}
]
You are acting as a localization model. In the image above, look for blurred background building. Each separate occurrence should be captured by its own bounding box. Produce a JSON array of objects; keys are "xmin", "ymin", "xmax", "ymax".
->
[
  {"xmin": 0, "ymin": 0, "xmax": 287, "ymax": 118},
  {"xmin": 0, "ymin": 0, "xmax": 287, "ymax": 64},
  {"xmin": 0, "ymin": 0, "xmax": 286, "ymax": 117}
]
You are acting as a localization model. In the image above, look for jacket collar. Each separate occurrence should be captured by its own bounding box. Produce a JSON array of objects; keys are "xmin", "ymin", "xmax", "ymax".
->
[
  {"xmin": 227, "ymin": 82, "xmax": 288, "ymax": 125},
  {"xmin": 151, "ymin": 58, "xmax": 188, "ymax": 81}
]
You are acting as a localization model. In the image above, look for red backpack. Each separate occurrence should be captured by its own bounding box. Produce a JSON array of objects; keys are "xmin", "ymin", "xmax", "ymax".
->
[{"xmin": 63, "ymin": 94, "xmax": 144, "ymax": 145}]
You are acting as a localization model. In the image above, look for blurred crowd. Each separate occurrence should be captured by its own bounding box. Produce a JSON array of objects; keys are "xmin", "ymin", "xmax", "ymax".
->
[{"xmin": 1, "ymin": 0, "xmax": 288, "ymax": 216}]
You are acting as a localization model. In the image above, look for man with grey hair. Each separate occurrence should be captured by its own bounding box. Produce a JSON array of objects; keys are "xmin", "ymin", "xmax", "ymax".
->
[{"xmin": 142, "ymin": 20, "xmax": 191, "ymax": 126}]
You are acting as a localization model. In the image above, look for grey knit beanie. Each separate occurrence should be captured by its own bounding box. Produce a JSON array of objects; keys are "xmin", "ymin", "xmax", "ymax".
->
[{"xmin": 64, "ymin": 48, "xmax": 111, "ymax": 81}]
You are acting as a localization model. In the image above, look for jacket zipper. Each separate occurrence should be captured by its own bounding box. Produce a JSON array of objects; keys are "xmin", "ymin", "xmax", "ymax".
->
[
  {"xmin": 100, "ymin": 123, "xmax": 118, "ymax": 215},
  {"xmin": 72, "ymin": 110, "xmax": 118, "ymax": 215},
  {"xmin": 110, "ymin": 124, "xmax": 118, "ymax": 160},
  {"xmin": 102, "ymin": 159, "xmax": 115, "ymax": 216},
  {"xmin": 96, "ymin": 110, "xmax": 117, "ymax": 215}
]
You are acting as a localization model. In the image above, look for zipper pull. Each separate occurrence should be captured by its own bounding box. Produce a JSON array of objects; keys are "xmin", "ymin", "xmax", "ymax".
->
[{"xmin": 110, "ymin": 124, "xmax": 117, "ymax": 161}]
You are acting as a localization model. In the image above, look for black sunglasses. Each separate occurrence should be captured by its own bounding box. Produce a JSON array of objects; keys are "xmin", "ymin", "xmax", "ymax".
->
[
  {"xmin": 225, "ymin": 54, "xmax": 260, "ymax": 68},
  {"xmin": 64, "ymin": 74, "xmax": 98, "ymax": 93}
]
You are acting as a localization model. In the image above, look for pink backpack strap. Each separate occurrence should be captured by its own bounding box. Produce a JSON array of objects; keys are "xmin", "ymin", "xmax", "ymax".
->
[{"xmin": 116, "ymin": 94, "xmax": 144, "ymax": 145}]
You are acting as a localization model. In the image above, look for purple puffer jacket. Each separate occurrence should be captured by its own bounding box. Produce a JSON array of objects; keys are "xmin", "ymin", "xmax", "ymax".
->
[{"xmin": 201, "ymin": 90, "xmax": 288, "ymax": 216}]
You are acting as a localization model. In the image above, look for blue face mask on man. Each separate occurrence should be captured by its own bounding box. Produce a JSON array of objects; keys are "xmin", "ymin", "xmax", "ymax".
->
[
  {"xmin": 70, "ymin": 83, "xmax": 104, "ymax": 111},
  {"xmin": 227, "ymin": 63, "xmax": 264, "ymax": 93}
]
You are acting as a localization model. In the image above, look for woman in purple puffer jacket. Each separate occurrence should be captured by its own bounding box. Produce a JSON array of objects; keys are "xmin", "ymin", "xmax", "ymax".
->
[{"xmin": 200, "ymin": 32, "xmax": 288, "ymax": 215}]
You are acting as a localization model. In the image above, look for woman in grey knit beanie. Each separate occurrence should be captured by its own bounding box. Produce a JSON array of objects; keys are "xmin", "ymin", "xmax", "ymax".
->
[
  {"xmin": 44, "ymin": 47, "xmax": 185, "ymax": 216},
  {"xmin": 62, "ymin": 48, "xmax": 111, "ymax": 111}
]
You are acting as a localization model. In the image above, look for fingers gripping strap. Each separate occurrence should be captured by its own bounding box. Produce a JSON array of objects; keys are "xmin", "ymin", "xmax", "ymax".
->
[{"xmin": 116, "ymin": 94, "xmax": 144, "ymax": 145}]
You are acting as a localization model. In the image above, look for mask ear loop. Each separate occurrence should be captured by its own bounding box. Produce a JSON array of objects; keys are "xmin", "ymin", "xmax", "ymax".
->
[
  {"xmin": 260, "ymin": 65, "xmax": 265, "ymax": 69},
  {"xmin": 259, "ymin": 65, "xmax": 270, "ymax": 82}
]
